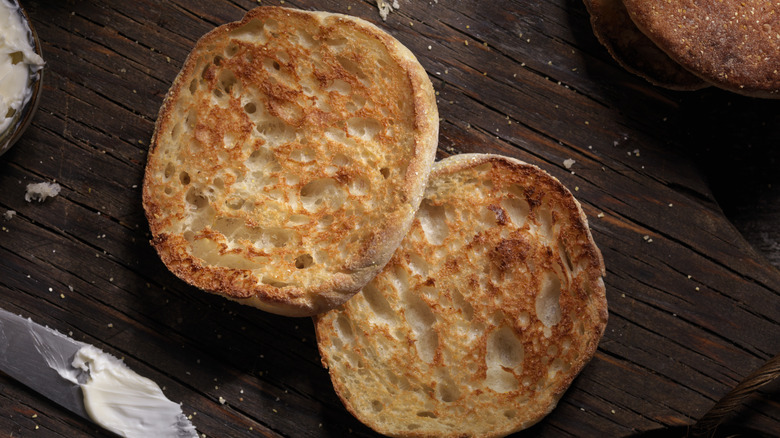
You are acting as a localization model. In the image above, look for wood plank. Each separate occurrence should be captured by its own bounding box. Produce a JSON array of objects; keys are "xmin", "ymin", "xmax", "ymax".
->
[{"xmin": 1, "ymin": 0, "xmax": 777, "ymax": 436}]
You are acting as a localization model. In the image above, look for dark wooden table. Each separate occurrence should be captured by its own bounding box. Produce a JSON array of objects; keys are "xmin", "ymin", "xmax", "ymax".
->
[{"xmin": 2, "ymin": 1, "xmax": 778, "ymax": 437}]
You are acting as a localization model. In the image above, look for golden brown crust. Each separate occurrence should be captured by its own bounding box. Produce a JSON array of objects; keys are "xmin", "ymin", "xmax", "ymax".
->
[
  {"xmin": 143, "ymin": 6, "xmax": 438, "ymax": 316},
  {"xmin": 315, "ymin": 154, "xmax": 608, "ymax": 438},
  {"xmin": 582, "ymin": 0, "xmax": 708, "ymax": 90},
  {"xmin": 622, "ymin": 0, "xmax": 780, "ymax": 98}
]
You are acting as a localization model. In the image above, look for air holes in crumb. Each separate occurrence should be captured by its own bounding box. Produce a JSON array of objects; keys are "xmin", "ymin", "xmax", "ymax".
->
[
  {"xmin": 263, "ymin": 228, "xmax": 295, "ymax": 248},
  {"xmin": 300, "ymin": 178, "xmax": 344, "ymax": 212},
  {"xmin": 380, "ymin": 167, "xmax": 390, "ymax": 179},
  {"xmin": 371, "ymin": 400, "xmax": 383, "ymax": 412},
  {"xmin": 179, "ymin": 172, "xmax": 191, "ymax": 185},
  {"xmin": 327, "ymin": 79, "xmax": 352, "ymax": 95},
  {"xmin": 164, "ymin": 187, "xmax": 173, "ymax": 195},
  {"xmin": 164, "ymin": 162, "xmax": 175, "ymax": 179},
  {"xmin": 437, "ymin": 376, "xmax": 460, "ymax": 402},
  {"xmin": 536, "ymin": 273, "xmax": 562, "ymax": 327},
  {"xmin": 504, "ymin": 410, "xmax": 517, "ymax": 419},
  {"xmin": 225, "ymin": 43, "xmax": 238, "ymax": 57},
  {"xmin": 244, "ymin": 102, "xmax": 257, "ymax": 114},
  {"xmin": 188, "ymin": 79, "xmax": 198, "ymax": 94},
  {"xmin": 502, "ymin": 196, "xmax": 530, "ymax": 227},
  {"xmin": 261, "ymin": 277, "xmax": 291, "ymax": 288},
  {"xmin": 404, "ymin": 293, "xmax": 438, "ymax": 363},
  {"xmin": 332, "ymin": 153, "xmax": 349, "ymax": 167},
  {"xmin": 418, "ymin": 200, "xmax": 448, "ymax": 245},
  {"xmin": 213, "ymin": 55, "xmax": 223, "ymax": 66},
  {"xmin": 538, "ymin": 206, "xmax": 554, "ymax": 239},
  {"xmin": 337, "ymin": 55, "xmax": 367, "ymax": 80},
  {"xmin": 185, "ymin": 188, "xmax": 209, "ymax": 210},
  {"xmin": 335, "ymin": 314, "xmax": 354, "ymax": 341},
  {"xmin": 486, "ymin": 326, "xmax": 523, "ymax": 392},
  {"xmin": 226, "ymin": 197, "xmax": 245, "ymax": 210},
  {"xmin": 349, "ymin": 176, "xmax": 370, "ymax": 196},
  {"xmin": 290, "ymin": 147, "xmax": 315, "ymax": 163},
  {"xmin": 559, "ymin": 238, "xmax": 574, "ymax": 276},
  {"xmin": 363, "ymin": 283, "xmax": 394, "ymax": 322},
  {"xmin": 347, "ymin": 117, "xmax": 381, "ymax": 140},
  {"xmin": 417, "ymin": 411, "xmax": 437, "ymax": 418},
  {"xmin": 218, "ymin": 70, "xmax": 238, "ymax": 95},
  {"xmin": 488, "ymin": 326, "xmax": 524, "ymax": 369},
  {"xmin": 295, "ymin": 254, "xmax": 313, "ymax": 269}
]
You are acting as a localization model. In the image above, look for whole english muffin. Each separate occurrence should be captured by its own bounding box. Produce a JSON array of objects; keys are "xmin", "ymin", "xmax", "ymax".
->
[
  {"xmin": 622, "ymin": 0, "xmax": 780, "ymax": 98},
  {"xmin": 582, "ymin": 0, "xmax": 707, "ymax": 90},
  {"xmin": 315, "ymin": 154, "xmax": 608, "ymax": 437},
  {"xmin": 143, "ymin": 6, "xmax": 438, "ymax": 317}
]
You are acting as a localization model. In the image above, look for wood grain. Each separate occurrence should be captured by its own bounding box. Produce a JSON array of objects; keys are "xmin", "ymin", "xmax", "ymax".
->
[{"xmin": 1, "ymin": 0, "xmax": 777, "ymax": 437}]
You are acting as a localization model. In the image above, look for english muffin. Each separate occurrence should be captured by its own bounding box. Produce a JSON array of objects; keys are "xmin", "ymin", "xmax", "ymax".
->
[
  {"xmin": 623, "ymin": 0, "xmax": 780, "ymax": 97},
  {"xmin": 315, "ymin": 154, "xmax": 608, "ymax": 437},
  {"xmin": 583, "ymin": 0, "xmax": 707, "ymax": 90},
  {"xmin": 143, "ymin": 6, "xmax": 439, "ymax": 316}
]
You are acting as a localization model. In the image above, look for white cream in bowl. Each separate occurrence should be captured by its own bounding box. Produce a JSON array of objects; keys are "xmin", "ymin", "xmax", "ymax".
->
[{"xmin": 0, "ymin": 0, "xmax": 44, "ymax": 136}]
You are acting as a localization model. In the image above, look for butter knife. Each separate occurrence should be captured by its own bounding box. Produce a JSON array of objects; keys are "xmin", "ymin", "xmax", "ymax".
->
[{"xmin": 0, "ymin": 307, "xmax": 197, "ymax": 438}]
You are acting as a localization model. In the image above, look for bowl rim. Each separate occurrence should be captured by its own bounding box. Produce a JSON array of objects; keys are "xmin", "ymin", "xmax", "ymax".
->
[{"xmin": 0, "ymin": 0, "xmax": 45, "ymax": 157}]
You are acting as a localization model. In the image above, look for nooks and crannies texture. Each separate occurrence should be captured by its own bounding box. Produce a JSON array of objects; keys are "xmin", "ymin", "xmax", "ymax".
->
[
  {"xmin": 315, "ymin": 154, "xmax": 608, "ymax": 438},
  {"xmin": 143, "ymin": 7, "xmax": 438, "ymax": 316}
]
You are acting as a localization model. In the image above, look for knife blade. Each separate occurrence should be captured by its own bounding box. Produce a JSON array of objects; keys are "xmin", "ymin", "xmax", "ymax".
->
[{"xmin": 0, "ymin": 308, "xmax": 197, "ymax": 438}]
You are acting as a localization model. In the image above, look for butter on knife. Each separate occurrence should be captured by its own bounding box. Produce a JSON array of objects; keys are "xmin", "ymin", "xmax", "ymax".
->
[{"xmin": 0, "ymin": 307, "xmax": 197, "ymax": 438}]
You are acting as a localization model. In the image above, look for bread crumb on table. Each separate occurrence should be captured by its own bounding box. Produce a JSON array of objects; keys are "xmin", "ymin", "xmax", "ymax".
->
[{"xmin": 24, "ymin": 182, "xmax": 61, "ymax": 202}]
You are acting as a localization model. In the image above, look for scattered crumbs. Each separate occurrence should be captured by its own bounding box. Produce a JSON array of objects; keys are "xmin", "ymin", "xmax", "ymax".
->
[
  {"xmin": 668, "ymin": 203, "xmax": 673, "ymax": 207},
  {"xmin": 466, "ymin": 25, "xmax": 470, "ymax": 29},
  {"xmin": 25, "ymin": 182, "xmax": 61, "ymax": 203},
  {"xmin": 272, "ymin": 409, "xmax": 278, "ymax": 413},
  {"xmin": 584, "ymin": 121, "xmax": 589, "ymax": 125},
  {"xmin": 563, "ymin": 158, "xmax": 575, "ymax": 169},
  {"xmin": 375, "ymin": 0, "xmax": 400, "ymax": 21},
  {"xmin": 427, "ymin": 45, "xmax": 432, "ymax": 50},
  {"xmin": 611, "ymin": 409, "xmax": 616, "ymax": 414},
  {"xmin": 3, "ymin": 210, "xmax": 16, "ymax": 220},
  {"xmin": 597, "ymin": 212, "xmax": 605, "ymax": 218},
  {"xmin": 580, "ymin": 408, "xmax": 585, "ymax": 411},
  {"xmin": 687, "ymin": 275, "xmax": 692, "ymax": 279},
  {"xmin": 464, "ymin": 40, "xmax": 469, "ymax": 46},
  {"xmin": 68, "ymin": 285, "xmax": 74, "ymax": 291},
  {"xmin": 621, "ymin": 293, "xmax": 626, "ymax": 298},
  {"xmin": 642, "ymin": 235, "xmax": 653, "ymax": 243},
  {"xmin": 219, "ymin": 396, "xmax": 226, "ymax": 405},
  {"xmin": 166, "ymin": 56, "xmax": 171, "ymax": 63},
  {"xmin": 240, "ymin": 389, "xmax": 244, "ymax": 394},
  {"xmin": 107, "ymin": 323, "xmax": 113, "ymax": 328},
  {"xmin": 32, "ymin": 414, "xmax": 37, "ymax": 418},
  {"xmin": 48, "ymin": 287, "xmax": 53, "ymax": 292},
  {"xmin": 574, "ymin": 186, "xmax": 579, "ymax": 191},
  {"xmin": 695, "ymin": 287, "xmax": 700, "ymax": 291},
  {"xmin": 60, "ymin": 293, "xmax": 65, "ymax": 299},
  {"xmin": 673, "ymin": 313, "xmax": 677, "ymax": 317},
  {"xmin": 633, "ymin": 148, "xmax": 641, "ymax": 157}
]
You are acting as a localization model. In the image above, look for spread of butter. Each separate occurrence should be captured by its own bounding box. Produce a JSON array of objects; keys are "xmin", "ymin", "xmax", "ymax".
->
[
  {"xmin": 69, "ymin": 345, "xmax": 197, "ymax": 438},
  {"xmin": 0, "ymin": 0, "xmax": 44, "ymax": 134}
]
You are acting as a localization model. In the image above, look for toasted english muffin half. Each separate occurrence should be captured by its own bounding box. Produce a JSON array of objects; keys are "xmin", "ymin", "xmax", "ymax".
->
[
  {"xmin": 582, "ymin": 0, "xmax": 707, "ymax": 90},
  {"xmin": 143, "ymin": 6, "xmax": 438, "ymax": 317},
  {"xmin": 315, "ymin": 154, "xmax": 608, "ymax": 437},
  {"xmin": 622, "ymin": 0, "xmax": 780, "ymax": 98}
]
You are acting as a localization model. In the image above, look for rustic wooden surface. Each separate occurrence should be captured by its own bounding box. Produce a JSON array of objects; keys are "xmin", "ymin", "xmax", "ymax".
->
[{"xmin": 1, "ymin": 0, "xmax": 778, "ymax": 437}]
